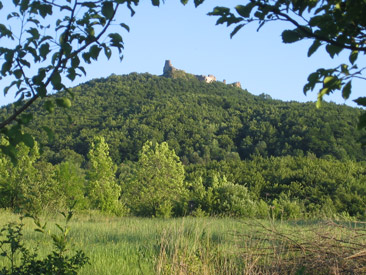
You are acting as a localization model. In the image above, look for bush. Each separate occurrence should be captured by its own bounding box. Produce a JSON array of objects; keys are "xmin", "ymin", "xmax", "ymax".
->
[
  {"xmin": 189, "ymin": 173, "xmax": 257, "ymax": 217},
  {"xmin": 0, "ymin": 212, "xmax": 89, "ymax": 274}
]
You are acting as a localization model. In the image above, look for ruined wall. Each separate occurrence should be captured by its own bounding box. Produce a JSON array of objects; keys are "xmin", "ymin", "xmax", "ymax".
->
[{"xmin": 162, "ymin": 60, "xmax": 241, "ymax": 88}]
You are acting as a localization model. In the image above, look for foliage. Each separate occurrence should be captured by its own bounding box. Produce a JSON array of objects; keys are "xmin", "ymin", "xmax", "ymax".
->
[
  {"xmin": 121, "ymin": 141, "xmax": 187, "ymax": 217},
  {"xmin": 0, "ymin": 140, "xmax": 59, "ymax": 214},
  {"xmin": 55, "ymin": 161, "xmax": 87, "ymax": 210},
  {"xmin": 0, "ymin": 212, "xmax": 89, "ymax": 275},
  {"xmin": 202, "ymin": 0, "xmax": 366, "ymax": 126},
  {"xmin": 209, "ymin": 155, "xmax": 366, "ymax": 219},
  {"xmin": 188, "ymin": 173, "xmax": 259, "ymax": 217},
  {"xmin": 13, "ymin": 73, "xmax": 366, "ymax": 166},
  {"xmin": 1, "ymin": 73, "xmax": 366, "ymax": 218},
  {"xmin": 86, "ymin": 136, "xmax": 125, "ymax": 215},
  {"xmin": 0, "ymin": 0, "xmax": 166, "ymax": 161},
  {"xmin": 0, "ymin": 73, "xmax": 365, "ymax": 218}
]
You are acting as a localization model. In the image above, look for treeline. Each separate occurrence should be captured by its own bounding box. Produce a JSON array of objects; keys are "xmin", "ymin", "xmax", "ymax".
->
[
  {"xmin": 1, "ymin": 73, "xmax": 366, "ymax": 219},
  {"xmin": 1, "ymin": 137, "xmax": 365, "ymax": 219}
]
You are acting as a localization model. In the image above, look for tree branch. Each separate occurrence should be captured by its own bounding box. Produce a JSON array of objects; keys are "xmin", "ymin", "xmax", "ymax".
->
[
  {"xmin": 257, "ymin": 2, "xmax": 366, "ymax": 53},
  {"xmin": 0, "ymin": 2, "xmax": 122, "ymax": 130}
]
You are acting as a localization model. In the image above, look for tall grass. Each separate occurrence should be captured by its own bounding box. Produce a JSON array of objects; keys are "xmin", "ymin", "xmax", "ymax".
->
[{"xmin": 1, "ymin": 210, "xmax": 366, "ymax": 274}]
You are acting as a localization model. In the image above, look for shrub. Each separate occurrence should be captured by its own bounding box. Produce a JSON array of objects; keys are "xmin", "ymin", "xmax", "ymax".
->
[{"xmin": 0, "ymin": 212, "xmax": 89, "ymax": 274}]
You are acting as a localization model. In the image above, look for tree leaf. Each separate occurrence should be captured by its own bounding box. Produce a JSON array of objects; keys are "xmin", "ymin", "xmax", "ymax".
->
[
  {"xmin": 109, "ymin": 33, "xmax": 123, "ymax": 48},
  {"xmin": 36, "ymin": 85, "xmax": 47, "ymax": 97},
  {"xmin": 230, "ymin": 24, "xmax": 244, "ymax": 38},
  {"xmin": 39, "ymin": 43, "xmax": 50, "ymax": 60},
  {"xmin": 354, "ymin": 97, "xmax": 366, "ymax": 107},
  {"xmin": 51, "ymin": 71, "xmax": 62, "ymax": 90},
  {"xmin": 326, "ymin": 44, "xmax": 342, "ymax": 58},
  {"xmin": 194, "ymin": 0, "xmax": 204, "ymax": 7},
  {"xmin": 67, "ymin": 67, "xmax": 76, "ymax": 81},
  {"xmin": 342, "ymin": 81, "xmax": 351, "ymax": 100},
  {"xmin": 349, "ymin": 51, "xmax": 358, "ymax": 65},
  {"xmin": 0, "ymin": 23, "xmax": 13, "ymax": 38},
  {"xmin": 82, "ymin": 52, "xmax": 91, "ymax": 64},
  {"xmin": 1, "ymin": 61, "xmax": 12, "ymax": 76},
  {"xmin": 32, "ymin": 69, "xmax": 46, "ymax": 85},
  {"xmin": 235, "ymin": 3, "xmax": 255, "ymax": 18},
  {"xmin": 71, "ymin": 56, "xmax": 80, "ymax": 68},
  {"xmin": 101, "ymin": 1, "xmax": 114, "ymax": 20},
  {"xmin": 38, "ymin": 3, "xmax": 52, "ymax": 18},
  {"xmin": 13, "ymin": 69, "xmax": 22, "ymax": 79},
  {"xmin": 120, "ymin": 23, "xmax": 130, "ymax": 32},
  {"xmin": 307, "ymin": 40, "xmax": 321, "ymax": 57},
  {"xmin": 281, "ymin": 29, "xmax": 303, "ymax": 43},
  {"xmin": 26, "ymin": 27, "xmax": 40, "ymax": 39},
  {"xmin": 89, "ymin": 45, "xmax": 101, "ymax": 61},
  {"xmin": 104, "ymin": 46, "xmax": 112, "ymax": 59},
  {"xmin": 19, "ymin": 59, "xmax": 30, "ymax": 68}
]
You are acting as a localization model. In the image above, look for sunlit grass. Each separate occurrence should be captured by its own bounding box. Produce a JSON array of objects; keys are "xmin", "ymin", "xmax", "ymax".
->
[{"xmin": 1, "ymin": 210, "xmax": 366, "ymax": 274}]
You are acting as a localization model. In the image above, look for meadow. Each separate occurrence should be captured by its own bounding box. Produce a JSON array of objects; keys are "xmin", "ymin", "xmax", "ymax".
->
[{"xmin": 1, "ymin": 210, "xmax": 366, "ymax": 274}]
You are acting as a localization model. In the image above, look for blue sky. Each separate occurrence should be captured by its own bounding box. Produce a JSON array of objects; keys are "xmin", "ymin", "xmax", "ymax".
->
[{"xmin": 0, "ymin": 0, "xmax": 364, "ymax": 107}]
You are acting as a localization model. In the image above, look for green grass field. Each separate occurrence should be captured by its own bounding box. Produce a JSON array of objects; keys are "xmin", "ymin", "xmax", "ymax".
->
[{"xmin": 1, "ymin": 210, "xmax": 366, "ymax": 274}]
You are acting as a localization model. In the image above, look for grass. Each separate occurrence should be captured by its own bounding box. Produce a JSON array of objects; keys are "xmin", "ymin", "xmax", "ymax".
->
[{"xmin": 1, "ymin": 210, "xmax": 366, "ymax": 274}]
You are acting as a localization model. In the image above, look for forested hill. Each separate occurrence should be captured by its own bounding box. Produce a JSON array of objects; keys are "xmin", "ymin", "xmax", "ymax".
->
[{"xmin": 2, "ymin": 72, "xmax": 365, "ymax": 164}]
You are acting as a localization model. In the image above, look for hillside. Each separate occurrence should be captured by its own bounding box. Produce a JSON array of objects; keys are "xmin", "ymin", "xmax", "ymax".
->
[
  {"xmin": 3, "ymin": 71, "xmax": 363, "ymax": 164},
  {"xmin": 1, "ymin": 71, "xmax": 366, "ymax": 218}
]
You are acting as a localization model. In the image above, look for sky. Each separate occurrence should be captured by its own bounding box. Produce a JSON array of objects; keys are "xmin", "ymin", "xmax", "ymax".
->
[{"xmin": 0, "ymin": 0, "xmax": 364, "ymax": 107}]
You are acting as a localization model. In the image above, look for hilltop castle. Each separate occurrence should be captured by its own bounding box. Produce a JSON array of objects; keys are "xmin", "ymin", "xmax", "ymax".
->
[
  {"xmin": 163, "ymin": 60, "xmax": 240, "ymax": 87},
  {"xmin": 163, "ymin": 60, "xmax": 216, "ymax": 83}
]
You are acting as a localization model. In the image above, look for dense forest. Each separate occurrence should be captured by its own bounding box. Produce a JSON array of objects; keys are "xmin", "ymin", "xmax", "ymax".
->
[{"xmin": 1, "ymin": 72, "xmax": 366, "ymax": 219}]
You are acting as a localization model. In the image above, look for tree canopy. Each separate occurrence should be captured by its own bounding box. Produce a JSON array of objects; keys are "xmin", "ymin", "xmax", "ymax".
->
[{"xmin": 16, "ymin": 73, "xmax": 363, "ymax": 164}]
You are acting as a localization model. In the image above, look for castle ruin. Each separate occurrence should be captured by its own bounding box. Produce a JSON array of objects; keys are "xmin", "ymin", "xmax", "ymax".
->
[
  {"xmin": 163, "ymin": 60, "xmax": 175, "ymax": 77},
  {"xmin": 162, "ymin": 60, "xmax": 241, "ymax": 87},
  {"xmin": 195, "ymin": 74, "xmax": 217, "ymax": 83}
]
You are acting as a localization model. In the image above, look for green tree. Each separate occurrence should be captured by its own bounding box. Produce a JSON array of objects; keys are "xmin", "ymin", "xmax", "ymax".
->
[
  {"xmin": 86, "ymin": 136, "xmax": 124, "ymax": 214},
  {"xmin": 188, "ymin": 172, "xmax": 259, "ymax": 217},
  {"xmin": 196, "ymin": 0, "xmax": 366, "ymax": 126},
  {"xmin": 0, "ymin": 139, "xmax": 58, "ymax": 213},
  {"xmin": 121, "ymin": 141, "xmax": 187, "ymax": 217},
  {"xmin": 55, "ymin": 160, "xmax": 87, "ymax": 210}
]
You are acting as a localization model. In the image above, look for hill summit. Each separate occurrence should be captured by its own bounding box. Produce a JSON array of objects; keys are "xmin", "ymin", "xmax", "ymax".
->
[{"xmin": 162, "ymin": 60, "xmax": 241, "ymax": 88}]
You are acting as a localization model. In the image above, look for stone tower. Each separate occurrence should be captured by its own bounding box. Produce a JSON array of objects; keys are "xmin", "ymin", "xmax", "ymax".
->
[{"xmin": 163, "ymin": 60, "xmax": 175, "ymax": 76}]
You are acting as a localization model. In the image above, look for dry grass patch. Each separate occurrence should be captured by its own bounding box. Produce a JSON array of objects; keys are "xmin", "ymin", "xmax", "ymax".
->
[{"xmin": 237, "ymin": 220, "xmax": 366, "ymax": 274}]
